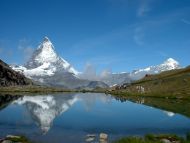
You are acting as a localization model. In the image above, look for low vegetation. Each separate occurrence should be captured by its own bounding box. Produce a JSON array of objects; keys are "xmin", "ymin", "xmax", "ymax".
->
[
  {"xmin": 114, "ymin": 134, "xmax": 190, "ymax": 143},
  {"xmin": 1, "ymin": 135, "xmax": 32, "ymax": 143},
  {"xmin": 108, "ymin": 66, "xmax": 190, "ymax": 99}
]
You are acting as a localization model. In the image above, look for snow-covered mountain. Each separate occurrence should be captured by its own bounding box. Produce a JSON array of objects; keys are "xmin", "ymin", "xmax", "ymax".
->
[
  {"xmin": 11, "ymin": 37, "xmax": 108, "ymax": 89},
  {"xmin": 98, "ymin": 58, "xmax": 180, "ymax": 86},
  {"xmin": 11, "ymin": 36, "xmax": 180, "ymax": 88},
  {"xmin": 129, "ymin": 58, "xmax": 180, "ymax": 80},
  {"xmin": 12, "ymin": 37, "xmax": 78, "ymax": 78}
]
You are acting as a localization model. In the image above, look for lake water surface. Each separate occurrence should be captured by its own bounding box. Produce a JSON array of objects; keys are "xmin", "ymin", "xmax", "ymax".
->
[{"xmin": 0, "ymin": 93, "xmax": 190, "ymax": 143}]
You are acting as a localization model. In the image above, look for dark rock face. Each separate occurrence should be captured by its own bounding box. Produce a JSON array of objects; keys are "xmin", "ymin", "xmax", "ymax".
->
[
  {"xmin": 0, "ymin": 94, "xmax": 21, "ymax": 110},
  {"xmin": 0, "ymin": 59, "xmax": 32, "ymax": 86}
]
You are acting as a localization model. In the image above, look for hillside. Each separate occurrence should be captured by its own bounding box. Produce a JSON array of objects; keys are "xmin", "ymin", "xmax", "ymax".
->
[
  {"xmin": 110, "ymin": 66, "xmax": 190, "ymax": 99},
  {"xmin": 0, "ymin": 59, "xmax": 33, "ymax": 86}
]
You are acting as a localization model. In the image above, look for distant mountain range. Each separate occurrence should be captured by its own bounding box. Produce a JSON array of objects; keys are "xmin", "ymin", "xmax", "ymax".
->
[
  {"xmin": 98, "ymin": 58, "xmax": 180, "ymax": 86},
  {"xmin": 10, "ymin": 37, "xmax": 181, "ymax": 88}
]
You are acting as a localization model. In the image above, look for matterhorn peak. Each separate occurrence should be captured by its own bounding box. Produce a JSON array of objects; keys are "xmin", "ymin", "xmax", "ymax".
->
[
  {"xmin": 43, "ymin": 36, "xmax": 50, "ymax": 42},
  {"xmin": 39, "ymin": 36, "xmax": 54, "ymax": 50},
  {"xmin": 12, "ymin": 36, "xmax": 79, "ymax": 77}
]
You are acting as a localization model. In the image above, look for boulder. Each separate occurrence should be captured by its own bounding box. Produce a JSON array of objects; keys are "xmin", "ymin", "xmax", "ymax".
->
[{"xmin": 99, "ymin": 133, "xmax": 108, "ymax": 143}]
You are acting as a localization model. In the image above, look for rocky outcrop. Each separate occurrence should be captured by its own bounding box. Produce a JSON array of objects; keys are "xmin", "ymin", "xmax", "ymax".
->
[{"xmin": 0, "ymin": 59, "xmax": 32, "ymax": 86}]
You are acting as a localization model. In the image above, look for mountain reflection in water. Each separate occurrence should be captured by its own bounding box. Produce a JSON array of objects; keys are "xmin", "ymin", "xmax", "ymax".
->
[
  {"xmin": 0, "ymin": 93, "xmax": 190, "ymax": 143},
  {"xmin": 12, "ymin": 93, "xmax": 111, "ymax": 134}
]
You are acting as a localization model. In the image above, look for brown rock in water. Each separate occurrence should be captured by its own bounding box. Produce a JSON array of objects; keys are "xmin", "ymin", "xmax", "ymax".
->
[{"xmin": 99, "ymin": 133, "xmax": 108, "ymax": 143}]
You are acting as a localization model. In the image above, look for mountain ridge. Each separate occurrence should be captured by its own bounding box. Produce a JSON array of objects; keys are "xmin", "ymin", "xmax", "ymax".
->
[
  {"xmin": 94, "ymin": 58, "xmax": 181, "ymax": 86},
  {"xmin": 10, "ymin": 36, "xmax": 181, "ymax": 89},
  {"xmin": 11, "ymin": 37, "xmax": 108, "ymax": 89}
]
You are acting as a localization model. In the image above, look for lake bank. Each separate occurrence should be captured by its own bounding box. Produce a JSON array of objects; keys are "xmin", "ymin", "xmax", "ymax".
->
[{"xmin": 1, "ymin": 133, "xmax": 190, "ymax": 143}]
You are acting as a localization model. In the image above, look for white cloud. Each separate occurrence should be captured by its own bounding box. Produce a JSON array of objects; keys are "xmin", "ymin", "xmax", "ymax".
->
[{"xmin": 79, "ymin": 63, "xmax": 98, "ymax": 81}]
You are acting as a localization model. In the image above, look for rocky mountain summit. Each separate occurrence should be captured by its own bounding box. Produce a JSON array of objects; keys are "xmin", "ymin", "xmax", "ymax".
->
[{"xmin": 12, "ymin": 37, "xmax": 108, "ymax": 89}]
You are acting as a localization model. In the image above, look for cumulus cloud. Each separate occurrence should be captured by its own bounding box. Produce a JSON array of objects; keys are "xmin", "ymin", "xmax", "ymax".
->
[
  {"xmin": 79, "ymin": 63, "xmax": 98, "ymax": 80},
  {"xmin": 100, "ymin": 69, "xmax": 112, "ymax": 78},
  {"xmin": 79, "ymin": 63, "xmax": 113, "ymax": 81}
]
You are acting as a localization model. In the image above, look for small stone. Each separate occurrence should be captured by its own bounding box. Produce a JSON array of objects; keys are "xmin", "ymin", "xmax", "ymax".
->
[
  {"xmin": 160, "ymin": 139, "xmax": 171, "ymax": 143},
  {"xmin": 99, "ymin": 133, "xmax": 108, "ymax": 140},
  {"xmin": 85, "ymin": 137, "xmax": 95, "ymax": 142}
]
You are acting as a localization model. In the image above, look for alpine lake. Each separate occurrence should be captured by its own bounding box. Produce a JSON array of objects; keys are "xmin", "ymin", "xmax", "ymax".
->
[{"xmin": 0, "ymin": 93, "xmax": 190, "ymax": 143}]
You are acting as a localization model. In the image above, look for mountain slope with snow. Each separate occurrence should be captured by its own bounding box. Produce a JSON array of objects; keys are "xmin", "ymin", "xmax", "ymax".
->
[
  {"xmin": 98, "ymin": 58, "xmax": 181, "ymax": 86},
  {"xmin": 11, "ymin": 37, "xmax": 108, "ymax": 89},
  {"xmin": 130, "ymin": 58, "xmax": 180, "ymax": 80},
  {"xmin": 12, "ymin": 37, "xmax": 78, "ymax": 78}
]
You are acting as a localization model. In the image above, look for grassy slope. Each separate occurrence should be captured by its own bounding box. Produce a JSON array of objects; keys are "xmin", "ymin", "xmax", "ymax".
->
[
  {"xmin": 114, "ymin": 134, "xmax": 190, "ymax": 143},
  {"xmin": 0, "ymin": 85, "xmax": 74, "ymax": 93},
  {"xmin": 110, "ymin": 66, "xmax": 190, "ymax": 99},
  {"xmin": 108, "ymin": 66, "xmax": 190, "ymax": 118}
]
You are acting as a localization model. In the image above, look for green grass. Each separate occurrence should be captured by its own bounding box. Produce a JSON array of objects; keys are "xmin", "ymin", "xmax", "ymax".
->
[
  {"xmin": 0, "ymin": 85, "xmax": 107, "ymax": 94},
  {"xmin": 108, "ymin": 66, "xmax": 190, "ymax": 99},
  {"xmin": 6, "ymin": 136, "xmax": 32, "ymax": 143},
  {"xmin": 114, "ymin": 137, "xmax": 162, "ymax": 143},
  {"xmin": 114, "ymin": 134, "xmax": 190, "ymax": 143}
]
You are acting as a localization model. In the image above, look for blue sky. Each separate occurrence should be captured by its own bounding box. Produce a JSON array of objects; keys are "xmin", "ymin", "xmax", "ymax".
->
[{"xmin": 0, "ymin": 0, "xmax": 190, "ymax": 73}]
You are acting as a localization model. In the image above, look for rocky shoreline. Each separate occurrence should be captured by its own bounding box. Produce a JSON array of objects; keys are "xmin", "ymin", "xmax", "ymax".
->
[
  {"xmin": 0, "ymin": 135, "xmax": 30, "ymax": 143},
  {"xmin": 1, "ymin": 133, "xmax": 190, "ymax": 143}
]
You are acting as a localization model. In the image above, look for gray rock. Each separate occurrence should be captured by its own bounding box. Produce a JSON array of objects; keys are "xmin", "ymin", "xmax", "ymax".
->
[
  {"xmin": 99, "ymin": 133, "xmax": 108, "ymax": 143},
  {"xmin": 99, "ymin": 133, "xmax": 108, "ymax": 140}
]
